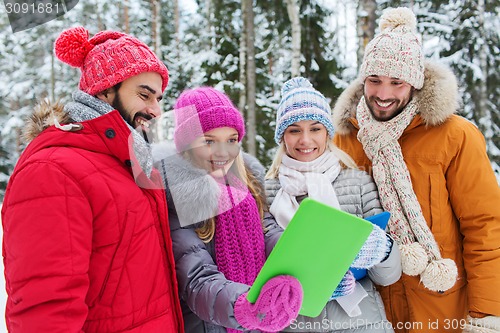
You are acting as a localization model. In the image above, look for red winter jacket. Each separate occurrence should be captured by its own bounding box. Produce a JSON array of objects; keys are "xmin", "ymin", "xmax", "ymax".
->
[{"xmin": 1, "ymin": 101, "xmax": 184, "ymax": 332}]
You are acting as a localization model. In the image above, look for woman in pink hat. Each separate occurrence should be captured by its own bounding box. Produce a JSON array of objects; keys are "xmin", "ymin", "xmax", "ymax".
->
[{"xmin": 153, "ymin": 86, "xmax": 303, "ymax": 333}]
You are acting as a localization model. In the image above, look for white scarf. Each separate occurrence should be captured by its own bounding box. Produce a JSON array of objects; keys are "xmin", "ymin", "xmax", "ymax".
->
[{"xmin": 270, "ymin": 151, "xmax": 342, "ymax": 228}]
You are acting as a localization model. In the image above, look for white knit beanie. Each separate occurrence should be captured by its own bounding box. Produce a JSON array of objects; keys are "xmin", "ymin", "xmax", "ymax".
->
[{"xmin": 360, "ymin": 7, "xmax": 425, "ymax": 89}]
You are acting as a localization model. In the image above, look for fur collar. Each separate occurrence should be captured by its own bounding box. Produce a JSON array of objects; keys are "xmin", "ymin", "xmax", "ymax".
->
[
  {"xmin": 154, "ymin": 143, "xmax": 220, "ymax": 226},
  {"xmin": 153, "ymin": 142, "xmax": 265, "ymax": 227},
  {"xmin": 22, "ymin": 100, "xmax": 71, "ymax": 143},
  {"xmin": 332, "ymin": 60, "xmax": 460, "ymax": 135}
]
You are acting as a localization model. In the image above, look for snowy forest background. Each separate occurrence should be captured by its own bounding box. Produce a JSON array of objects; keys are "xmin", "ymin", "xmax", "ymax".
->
[{"xmin": 0, "ymin": 0, "xmax": 499, "ymax": 201}]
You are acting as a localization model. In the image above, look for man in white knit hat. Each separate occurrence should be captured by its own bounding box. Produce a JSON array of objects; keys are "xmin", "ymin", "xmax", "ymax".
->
[{"xmin": 333, "ymin": 6, "xmax": 500, "ymax": 333}]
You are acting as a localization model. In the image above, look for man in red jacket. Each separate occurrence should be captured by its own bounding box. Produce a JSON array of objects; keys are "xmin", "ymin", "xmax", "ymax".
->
[{"xmin": 1, "ymin": 27, "xmax": 184, "ymax": 332}]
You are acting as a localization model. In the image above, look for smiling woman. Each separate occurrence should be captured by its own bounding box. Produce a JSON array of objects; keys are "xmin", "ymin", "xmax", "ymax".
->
[
  {"xmin": 152, "ymin": 86, "xmax": 303, "ymax": 333},
  {"xmin": 187, "ymin": 127, "xmax": 241, "ymax": 177},
  {"xmin": 265, "ymin": 77, "xmax": 400, "ymax": 333},
  {"xmin": 282, "ymin": 120, "xmax": 329, "ymax": 162}
]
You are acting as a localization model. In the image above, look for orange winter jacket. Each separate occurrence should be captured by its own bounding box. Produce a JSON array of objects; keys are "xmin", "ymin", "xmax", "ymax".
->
[{"xmin": 332, "ymin": 61, "xmax": 500, "ymax": 333}]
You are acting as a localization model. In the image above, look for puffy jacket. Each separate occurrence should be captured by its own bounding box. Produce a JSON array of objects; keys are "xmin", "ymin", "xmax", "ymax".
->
[
  {"xmin": 265, "ymin": 168, "xmax": 401, "ymax": 332},
  {"xmin": 153, "ymin": 144, "xmax": 283, "ymax": 333},
  {"xmin": 332, "ymin": 60, "xmax": 500, "ymax": 332},
  {"xmin": 1, "ymin": 96, "xmax": 184, "ymax": 332}
]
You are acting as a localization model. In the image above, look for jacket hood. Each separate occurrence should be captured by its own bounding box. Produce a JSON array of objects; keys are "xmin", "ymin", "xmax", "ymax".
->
[
  {"xmin": 22, "ymin": 100, "xmax": 73, "ymax": 143},
  {"xmin": 332, "ymin": 60, "xmax": 460, "ymax": 135},
  {"xmin": 152, "ymin": 142, "xmax": 265, "ymax": 227},
  {"xmin": 21, "ymin": 91, "xmax": 155, "ymax": 178}
]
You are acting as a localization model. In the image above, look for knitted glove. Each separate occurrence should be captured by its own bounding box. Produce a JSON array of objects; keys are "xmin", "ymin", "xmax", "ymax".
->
[
  {"xmin": 463, "ymin": 315, "xmax": 500, "ymax": 333},
  {"xmin": 234, "ymin": 275, "xmax": 303, "ymax": 332},
  {"xmin": 330, "ymin": 269, "xmax": 356, "ymax": 300},
  {"xmin": 351, "ymin": 224, "xmax": 391, "ymax": 269}
]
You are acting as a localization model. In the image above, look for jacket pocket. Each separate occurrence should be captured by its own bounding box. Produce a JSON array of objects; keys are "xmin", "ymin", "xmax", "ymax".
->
[
  {"xmin": 98, "ymin": 210, "xmax": 137, "ymax": 306},
  {"xmin": 429, "ymin": 173, "xmax": 441, "ymax": 235}
]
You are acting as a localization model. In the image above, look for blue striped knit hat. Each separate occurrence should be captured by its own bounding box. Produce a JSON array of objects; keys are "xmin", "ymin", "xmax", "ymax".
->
[{"xmin": 274, "ymin": 77, "xmax": 335, "ymax": 144}]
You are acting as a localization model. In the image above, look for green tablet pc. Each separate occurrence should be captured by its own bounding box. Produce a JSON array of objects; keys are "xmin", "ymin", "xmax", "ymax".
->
[{"xmin": 247, "ymin": 198, "xmax": 374, "ymax": 317}]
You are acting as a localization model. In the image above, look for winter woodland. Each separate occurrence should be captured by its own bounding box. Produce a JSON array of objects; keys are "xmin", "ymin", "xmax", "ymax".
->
[{"xmin": 0, "ymin": 0, "xmax": 499, "ymax": 201}]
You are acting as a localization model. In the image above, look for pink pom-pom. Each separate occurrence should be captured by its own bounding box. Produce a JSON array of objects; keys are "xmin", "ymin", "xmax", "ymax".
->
[{"xmin": 54, "ymin": 26, "xmax": 94, "ymax": 68}]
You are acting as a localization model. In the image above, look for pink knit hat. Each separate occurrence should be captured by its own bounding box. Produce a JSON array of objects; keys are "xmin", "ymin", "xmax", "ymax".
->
[
  {"xmin": 54, "ymin": 26, "xmax": 169, "ymax": 95},
  {"xmin": 360, "ymin": 7, "xmax": 424, "ymax": 89},
  {"xmin": 173, "ymin": 87, "xmax": 245, "ymax": 152}
]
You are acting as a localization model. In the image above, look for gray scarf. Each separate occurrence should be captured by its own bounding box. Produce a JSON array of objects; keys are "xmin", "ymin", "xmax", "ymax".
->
[{"xmin": 64, "ymin": 90, "xmax": 153, "ymax": 177}]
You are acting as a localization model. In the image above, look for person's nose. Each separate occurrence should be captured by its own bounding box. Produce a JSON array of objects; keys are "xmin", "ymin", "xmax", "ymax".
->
[
  {"xmin": 298, "ymin": 131, "xmax": 312, "ymax": 145},
  {"xmin": 212, "ymin": 143, "xmax": 230, "ymax": 158},
  {"xmin": 148, "ymin": 99, "xmax": 162, "ymax": 118},
  {"xmin": 376, "ymin": 84, "xmax": 393, "ymax": 101}
]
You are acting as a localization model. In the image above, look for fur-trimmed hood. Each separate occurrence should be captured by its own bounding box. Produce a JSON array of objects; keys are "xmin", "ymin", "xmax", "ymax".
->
[
  {"xmin": 332, "ymin": 60, "xmax": 460, "ymax": 135},
  {"xmin": 22, "ymin": 91, "xmax": 155, "ymax": 176},
  {"xmin": 152, "ymin": 142, "xmax": 265, "ymax": 227},
  {"xmin": 22, "ymin": 100, "xmax": 73, "ymax": 143}
]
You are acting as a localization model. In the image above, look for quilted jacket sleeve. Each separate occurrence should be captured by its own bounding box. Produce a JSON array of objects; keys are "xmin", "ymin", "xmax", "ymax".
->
[
  {"xmin": 168, "ymin": 209, "xmax": 249, "ymax": 330},
  {"xmin": 2, "ymin": 160, "xmax": 91, "ymax": 333},
  {"xmin": 357, "ymin": 170, "xmax": 383, "ymax": 218},
  {"xmin": 358, "ymin": 171, "xmax": 402, "ymax": 286},
  {"xmin": 262, "ymin": 212, "xmax": 283, "ymax": 257}
]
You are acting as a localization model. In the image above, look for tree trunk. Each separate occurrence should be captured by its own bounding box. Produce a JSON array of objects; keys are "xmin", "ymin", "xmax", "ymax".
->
[
  {"xmin": 206, "ymin": 0, "xmax": 214, "ymax": 49},
  {"xmin": 476, "ymin": 0, "xmax": 490, "ymax": 142},
  {"xmin": 356, "ymin": 0, "xmax": 376, "ymax": 70},
  {"xmin": 174, "ymin": 0, "xmax": 180, "ymax": 51},
  {"xmin": 96, "ymin": 1, "xmax": 103, "ymax": 31},
  {"xmin": 286, "ymin": 0, "xmax": 301, "ymax": 77},
  {"xmin": 238, "ymin": 0, "xmax": 248, "ymax": 113},
  {"xmin": 244, "ymin": 0, "xmax": 256, "ymax": 156},
  {"xmin": 123, "ymin": 0, "xmax": 129, "ymax": 33},
  {"xmin": 150, "ymin": 0, "xmax": 161, "ymax": 56},
  {"xmin": 50, "ymin": 41, "xmax": 55, "ymax": 101}
]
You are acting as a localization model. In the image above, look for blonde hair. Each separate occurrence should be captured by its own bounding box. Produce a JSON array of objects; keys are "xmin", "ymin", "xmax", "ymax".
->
[
  {"xmin": 265, "ymin": 140, "xmax": 358, "ymax": 179},
  {"xmin": 195, "ymin": 153, "xmax": 267, "ymax": 243}
]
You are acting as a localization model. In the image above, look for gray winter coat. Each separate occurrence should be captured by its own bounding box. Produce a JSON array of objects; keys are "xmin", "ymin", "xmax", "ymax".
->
[
  {"xmin": 265, "ymin": 168, "xmax": 401, "ymax": 332},
  {"xmin": 154, "ymin": 144, "xmax": 283, "ymax": 333}
]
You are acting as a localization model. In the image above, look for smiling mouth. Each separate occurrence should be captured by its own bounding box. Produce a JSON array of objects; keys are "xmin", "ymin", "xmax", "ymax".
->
[
  {"xmin": 297, "ymin": 148, "xmax": 315, "ymax": 153},
  {"xmin": 136, "ymin": 118, "xmax": 151, "ymax": 129},
  {"xmin": 376, "ymin": 100, "xmax": 394, "ymax": 108},
  {"xmin": 211, "ymin": 160, "xmax": 229, "ymax": 168}
]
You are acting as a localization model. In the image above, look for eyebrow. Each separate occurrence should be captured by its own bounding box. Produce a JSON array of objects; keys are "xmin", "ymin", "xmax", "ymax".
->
[
  {"xmin": 289, "ymin": 121, "xmax": 321, "ymax": 127},
  {"xmin": 139, "ymin": 85, "xmax": 163, "ymax": 101},
  {"xmin": 204, "ymin": 133, "xmax": 239, "ymax": 138},
  {"xmin": 368, "ymin": 75, "xmax": 402, "ymax": 81}
]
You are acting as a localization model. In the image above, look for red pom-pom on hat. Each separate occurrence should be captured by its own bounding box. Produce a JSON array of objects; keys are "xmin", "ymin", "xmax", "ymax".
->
[{"xmin": 54, "ymin": 26, "xmax": 94, "ymax": 68}]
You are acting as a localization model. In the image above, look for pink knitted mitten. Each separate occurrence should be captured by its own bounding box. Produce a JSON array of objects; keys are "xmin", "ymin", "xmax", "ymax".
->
[{"xmin": 234, "ymin": 275, "xmax": 303, "ymax": 332}]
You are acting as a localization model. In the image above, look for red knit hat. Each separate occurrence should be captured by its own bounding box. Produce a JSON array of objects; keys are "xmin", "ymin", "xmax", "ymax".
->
[{"xmin": 54, "ymin": 26, "xmax": 169, "ymax": 95}]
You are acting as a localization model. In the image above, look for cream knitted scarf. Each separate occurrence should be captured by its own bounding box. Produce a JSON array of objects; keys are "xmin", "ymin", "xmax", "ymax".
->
[
  {"xmin": 356, "ymin": 96, "xmax": 457, "ymax": 292},
  {"xmin": 269, "ymin": 152, "xmax": 341, "ymax": 228}
]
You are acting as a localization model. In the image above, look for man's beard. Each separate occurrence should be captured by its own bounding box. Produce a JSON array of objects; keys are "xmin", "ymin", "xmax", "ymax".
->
[
  {"xmin": 364, "ymin": 89, "xmax": 414, "ymax": 122},
  {"xmin": 111, "ymin": 92, "xmax": 154, "ymax": 143}
]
